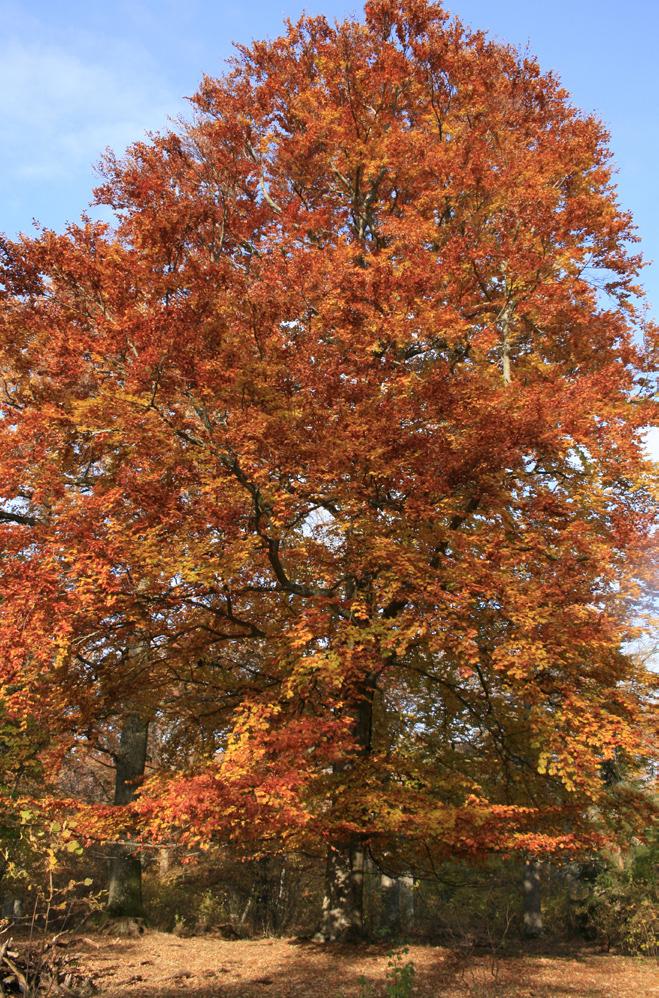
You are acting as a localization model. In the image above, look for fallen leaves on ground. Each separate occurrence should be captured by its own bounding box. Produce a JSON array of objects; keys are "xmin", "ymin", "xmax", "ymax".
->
[{"xmin": 62, "ymin": 932, "xmax": 658, "ymax": 997}]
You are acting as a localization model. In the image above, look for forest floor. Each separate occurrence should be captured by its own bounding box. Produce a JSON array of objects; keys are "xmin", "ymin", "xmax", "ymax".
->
[{"xmin": 54, "ymin": 931, "xmax": 657, "ymax": 997}]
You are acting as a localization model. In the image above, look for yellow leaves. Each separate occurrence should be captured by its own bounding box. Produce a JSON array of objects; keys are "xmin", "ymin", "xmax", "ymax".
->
[
  {"xmin": 68, "ymin": 396, "xmax": 121, "ymax": 437},
  {"xmin": 536, "ymin": 751, "xmax": 576, "ymax": 793},
  {"xmin": 536, "ymin": 750, "xmax": 576, "ymax": 793},
  {"xmin": 289, "ymin": 625, "xmax": 316, "ymax": 650},
  {"xmin": 349, "ymin": 598, "xmax": 370, "ymax": 622},
  {"xmin": 52, "ymin": 633, "xmax": 72, "ymax": 673}
]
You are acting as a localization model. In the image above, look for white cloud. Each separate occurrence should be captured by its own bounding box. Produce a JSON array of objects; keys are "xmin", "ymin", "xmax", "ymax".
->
[
  {"xmin": 643, "ymin": 426, "xmax": 659, "ymax": 464},
  {"xmin": 0, "ymin": 29, "xmax": 181, "ymax": 190}
]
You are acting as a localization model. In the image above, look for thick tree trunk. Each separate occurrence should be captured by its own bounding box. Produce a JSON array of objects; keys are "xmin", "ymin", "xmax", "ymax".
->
[
  {"xmin": 381, "ymin": 872, "xmax": 414, "ymax": 938},
  {"xmin": 107, "ymin": 851, "xmax": 144, "ymax": 919},
  {"xmin": 522, "ymin": 859, "xmax": 543, "ymax": 938},
  {"xmin": 107, "ymin": 714, "xmax": 148, "ymax": 918},
  {"xmin": 318, "ymin": 839, "xmax": 367, "ymax": 942},
  {"xmin": 317, "ymin": 674, "xmax": 376, "ymax": 942}
]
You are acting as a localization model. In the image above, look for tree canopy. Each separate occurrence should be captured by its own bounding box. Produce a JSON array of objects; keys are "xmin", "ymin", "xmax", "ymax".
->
[{"xmin": 0, "ymin": 0, "xmax": 655, "ymax": 940}]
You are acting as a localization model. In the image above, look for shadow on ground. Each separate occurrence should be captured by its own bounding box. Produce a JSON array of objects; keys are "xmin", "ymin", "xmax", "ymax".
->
[{"xmin": 27, "ymin": 932, "xmax": 654, "ymax": 998}]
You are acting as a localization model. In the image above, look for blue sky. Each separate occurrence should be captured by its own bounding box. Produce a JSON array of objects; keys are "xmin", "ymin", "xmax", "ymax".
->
[{"xmin": 2, "ymin": 0, "xmax": 657, "ymax": 329}]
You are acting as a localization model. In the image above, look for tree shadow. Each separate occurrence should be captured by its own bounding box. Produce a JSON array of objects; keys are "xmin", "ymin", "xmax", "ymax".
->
[{"xmin": 68, "ymin": 934, "xmax": 651, "ymax": 998}]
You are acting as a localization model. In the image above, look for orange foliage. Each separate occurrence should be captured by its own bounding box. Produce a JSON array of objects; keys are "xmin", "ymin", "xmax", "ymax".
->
[{"xmin": 0, "ymin": 0, "xmax": 656, "ymax": 862}]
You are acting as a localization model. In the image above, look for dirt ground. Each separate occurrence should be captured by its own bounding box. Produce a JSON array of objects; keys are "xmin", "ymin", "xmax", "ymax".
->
[{"xmin": 60, "ymin": 932, "xmax": 658, "ymax": 997}]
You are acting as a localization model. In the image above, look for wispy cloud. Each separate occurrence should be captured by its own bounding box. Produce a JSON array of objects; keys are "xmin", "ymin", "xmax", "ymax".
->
[
  {"xmin": 0, "ymin": 3, "xmax": 184, "ymax": 231},
  {"xmin": 643, "ymin": 427, "xmax": 659, "ymax": 464},
  {"xmin": 1, "ymin": 38, "xmax": 178, "ymax": 181}
]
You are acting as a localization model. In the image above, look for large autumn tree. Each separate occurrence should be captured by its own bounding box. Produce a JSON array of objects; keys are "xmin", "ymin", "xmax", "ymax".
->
[{"xmin": 0, "ymin": 0, "xmax": 655, "ymax": 939}]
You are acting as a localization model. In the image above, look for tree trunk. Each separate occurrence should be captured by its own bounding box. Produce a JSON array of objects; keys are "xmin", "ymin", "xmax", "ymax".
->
[
  {"xmin": 522, "ymin": 859, "xmax": 543, "ymax": 938},
  {"xmin": 317, "ymin": 674, "xmax": 375, "ymax": 942},
  {"xmin": 158, "ymin": 847, "xmax": 172, "ymax": 877},
  {"xmin": 381, "ymin": 874, "xmax": 402, "ymax": 937},
  {"xmin": 319, "ymin": 838, "xmax": 367, "ymax": 942},
  {"xmin": 381, "ymin": 872, "xmax": 414, "ymax": 938},
  {"xmin": 107, "ymin": 714, "xmax": 148, "ymax": 918},
  {"xmin": 253, "ymin": 857, "xmax": 274, "ymax": 936}
]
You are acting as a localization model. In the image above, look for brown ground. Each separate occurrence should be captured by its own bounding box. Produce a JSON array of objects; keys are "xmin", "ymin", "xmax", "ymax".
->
[{"xmin": 66, "ymin": 932, "xmax": 657, "ymax": 997}]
